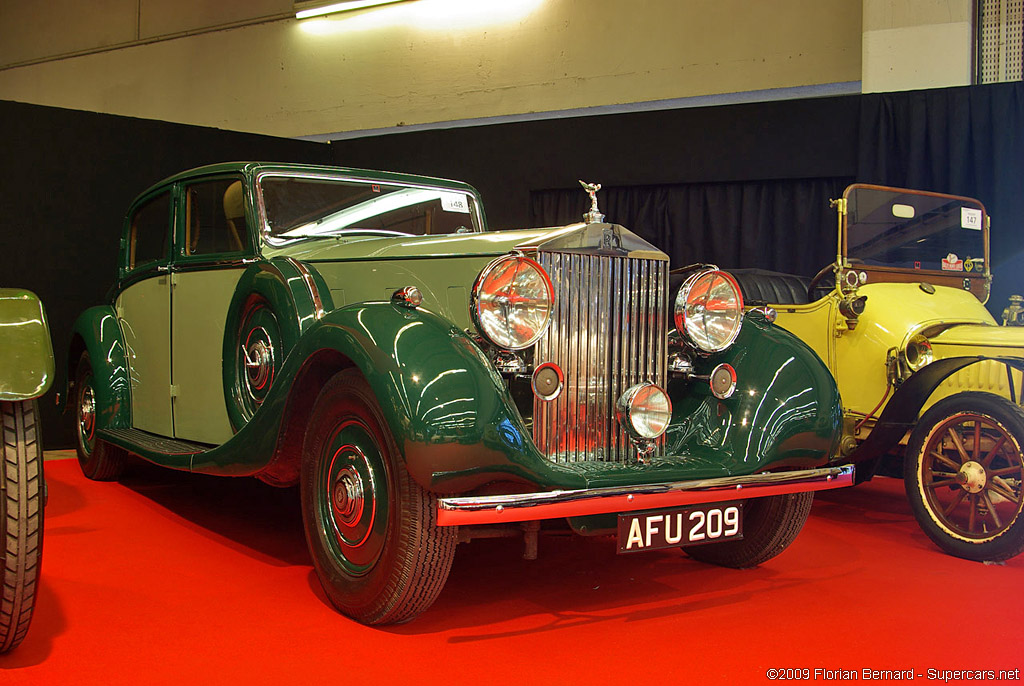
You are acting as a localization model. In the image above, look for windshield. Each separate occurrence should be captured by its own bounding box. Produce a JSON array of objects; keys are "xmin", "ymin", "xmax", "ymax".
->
[
  {"xmin": 259, "ymin": 174, "xmax": 482, "ymax": 243},
  {"xmin": 844, "ymin": 185, "xmax": 987, "ymax": 274}
]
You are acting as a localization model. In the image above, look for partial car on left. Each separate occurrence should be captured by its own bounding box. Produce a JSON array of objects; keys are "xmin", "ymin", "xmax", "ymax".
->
[{"xmin": 0, "ymin": 288, "xmax": 52, "ymax": 653}]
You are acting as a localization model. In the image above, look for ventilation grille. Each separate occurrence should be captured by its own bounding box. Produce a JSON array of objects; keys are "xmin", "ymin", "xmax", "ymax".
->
[
  {"xmin": 979, "ymin": 0, "xmax": 1024, "ymax": 83},
  {"xmin": 532, "ymin": 251, "xmax": 668, "ymax": 463}
]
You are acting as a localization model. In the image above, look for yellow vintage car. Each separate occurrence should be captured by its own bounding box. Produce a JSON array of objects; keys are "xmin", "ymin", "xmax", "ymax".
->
[{"xmin": 729, "ymin": 184, "xmax": 1024, "ymax": 562}]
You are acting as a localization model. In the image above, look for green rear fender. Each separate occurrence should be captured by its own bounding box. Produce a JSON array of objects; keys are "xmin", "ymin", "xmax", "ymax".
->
[
  {"xmin": 0, "ymin": 289, "xmax": 54, "ymax": 401},
  {"xmin": 222, "ymin": 258, "xmax": 334, "ymax": 431},
  {"xmin": 68, "ymin": 305, "xmax": 130, "ymax": 430}
]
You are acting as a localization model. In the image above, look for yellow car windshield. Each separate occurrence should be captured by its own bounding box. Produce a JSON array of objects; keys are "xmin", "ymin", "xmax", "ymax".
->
[{"xmin": 845, "ymin": 185, "xmax": 987, "ymax": 274}]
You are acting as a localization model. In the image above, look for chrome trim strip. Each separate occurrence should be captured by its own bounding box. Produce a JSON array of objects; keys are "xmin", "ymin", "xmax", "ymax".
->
[
  {"xmin": 436, "ymin": 465, "xmax": 854, "ymax": 526},
  {"xmin": 283, "ymin": 256, "xmax": 327, "ymax": 320}
]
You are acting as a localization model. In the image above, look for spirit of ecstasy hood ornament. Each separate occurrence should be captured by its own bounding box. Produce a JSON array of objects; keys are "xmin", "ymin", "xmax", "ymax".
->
[{"xmin": 579, "ymin": 180, "xmax": 605, "ymax": 224}]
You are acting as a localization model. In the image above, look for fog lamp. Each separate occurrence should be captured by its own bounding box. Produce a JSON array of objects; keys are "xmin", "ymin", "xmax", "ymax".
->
[
  {"xmin": 616, "ymin": 383, "xmax": 672, "ymax": 440},
  {"xmin": 709, "ymin": 363, "xmax": 738, "ymax": 399},
  {"xmin": 532, "ymin": 362, "xmax": 564, "ymax": 401}
]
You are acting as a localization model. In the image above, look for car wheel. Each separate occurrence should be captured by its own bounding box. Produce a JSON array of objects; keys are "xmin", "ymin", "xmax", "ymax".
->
[
  {"xmin": 74, "ymin": 352, "xmax": 126, "ymax": 481},
  {"xmin": 904, "ymin": 392, "xmax": 1024, "ymax": 562},
  {"xmin": 227, "ymin": 293, "xmax": 283, "ymax": 430},
  {"xmin": 300, "ymin": 369, "xmax": 456, "ymax": 624},
  {"xmin": 1, "ymin": 399, "xmax": 44, "ymax": 653},
  {"xmin": 683, "ymin": 492, "xmax": 814, "ymax": 568}
]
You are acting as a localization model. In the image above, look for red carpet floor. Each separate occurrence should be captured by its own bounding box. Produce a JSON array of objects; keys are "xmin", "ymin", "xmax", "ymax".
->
[{"xmin": 2, "ymin": 457, "xmax": 1022, "ymax": 685}]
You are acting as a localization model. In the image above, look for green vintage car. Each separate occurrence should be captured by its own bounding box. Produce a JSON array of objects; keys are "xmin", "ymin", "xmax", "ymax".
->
[
  {"xmin": 730, "ymin": 185, "xmax": 1024, "ymax": 562},
  {"xmin": 0, "ymin": 288, "xmax": 52, "ymax": 653},
  {"xmin": 68, "ymin": 162, "xmax": 852, "ymax": 624}
]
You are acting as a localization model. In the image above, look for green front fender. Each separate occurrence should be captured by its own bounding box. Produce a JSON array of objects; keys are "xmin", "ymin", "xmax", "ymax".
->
[
  {"xmin": 663, "ymin": 311, "xmax": 843, "ymax": 478},
  {"xmin": 0, "ymin": 289, "xmax": 55, "ymax": 401},
  {"xmin": 305, "ymin": 303, "xmax": 580, "ymax": 492},
  {"xmin": 68, "ymin": 305, "xmax": 131, "ymax": 430},
  {"xmin": 191, "ymin": 300, "xmax": 583, "ymax": 490}
]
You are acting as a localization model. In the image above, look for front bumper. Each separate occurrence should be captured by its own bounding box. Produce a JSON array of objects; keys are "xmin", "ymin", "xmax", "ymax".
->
[{"xmin": 436, "ymin": 464, "xmax": 854, "ymax": 526}]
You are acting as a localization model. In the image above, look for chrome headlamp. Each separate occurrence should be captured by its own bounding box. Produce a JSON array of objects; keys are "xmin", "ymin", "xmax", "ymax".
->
[
  {"xmin": 471, "ymin": 254, "xmax": 554, "ymax": 350},
  {"xmin": 674, "ymin": 269, "xmax": 744, "ymax": 353}
]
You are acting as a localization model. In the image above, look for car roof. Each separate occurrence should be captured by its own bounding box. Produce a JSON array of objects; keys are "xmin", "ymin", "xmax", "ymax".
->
[{"xmin": 133, "ymin": 161, "xmax": 480, "ymax": 201}]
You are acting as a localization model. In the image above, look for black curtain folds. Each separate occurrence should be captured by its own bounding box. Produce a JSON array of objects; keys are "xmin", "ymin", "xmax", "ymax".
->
[
  {"xmin": 858, "ymin": 83, "xmax": 1024, "ymax": 308},
  {"xmin": 531, "ymin": 178, "xmax": 852, "ymax": 277},
  {"xmin": 531, "ymin": 82, "xmax": 1024, "ymax": 307}
]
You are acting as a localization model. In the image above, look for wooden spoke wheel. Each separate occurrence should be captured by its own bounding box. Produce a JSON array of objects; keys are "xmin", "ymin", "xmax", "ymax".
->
[{"xmin": 905, "ymin": 393, "xmax": 1024, "ymax": 562}]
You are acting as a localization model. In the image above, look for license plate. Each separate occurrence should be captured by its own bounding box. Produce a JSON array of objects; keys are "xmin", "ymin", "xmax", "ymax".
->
[{"xmin": 617, "ymin": 502, "xmax": 744, "ymax": 553}]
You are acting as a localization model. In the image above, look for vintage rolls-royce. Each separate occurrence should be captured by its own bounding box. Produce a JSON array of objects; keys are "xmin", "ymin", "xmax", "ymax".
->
[{"xmin": 67, "ymin": 163, "xmax": 851, "ymax": 624}]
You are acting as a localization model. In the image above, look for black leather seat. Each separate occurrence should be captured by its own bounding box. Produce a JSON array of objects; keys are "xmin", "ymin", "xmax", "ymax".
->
[{"xmin": 727, "ymin": 269, "xmax": 812, "ymax": 306}]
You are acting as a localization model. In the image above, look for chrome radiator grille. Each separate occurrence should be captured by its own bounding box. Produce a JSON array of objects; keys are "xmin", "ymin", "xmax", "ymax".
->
[{"xmin": 533, "ymin": 251, "xmax": 669, "ymax": 463}]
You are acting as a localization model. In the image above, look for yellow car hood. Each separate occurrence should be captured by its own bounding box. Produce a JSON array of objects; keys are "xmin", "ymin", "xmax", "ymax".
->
[{"xmin": 930, "ymin": 323, "xmax": 1024, "ymax": 350}]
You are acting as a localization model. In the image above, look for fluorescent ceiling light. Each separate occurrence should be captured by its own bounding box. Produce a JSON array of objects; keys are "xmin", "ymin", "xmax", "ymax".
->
[{"xmin": 295, "ymin": 0, "xmax": 416, "ymax": 19}]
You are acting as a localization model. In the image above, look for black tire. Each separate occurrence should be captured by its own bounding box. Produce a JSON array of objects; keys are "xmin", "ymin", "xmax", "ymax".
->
[
  {"xmin": 683, "ymin": 492, "xmax": 814, "ymax": 568},
  {"xmin": 1, "ymin": 400, "xmax": 44, "ymax": 653},
  {"xmin": 300, "ymin": 369, "xmax": 456, "ymax": 624},
  {"xmin": 904, "ymin": 392, "xmax": 1024, "ymax": 562},
  {"xmin": 74, "ymin": 352, "xmax": 126, "ymax": 481}
]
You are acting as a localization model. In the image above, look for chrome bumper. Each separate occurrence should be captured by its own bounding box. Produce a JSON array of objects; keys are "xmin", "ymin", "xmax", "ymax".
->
[{"xmin": 436, "ymin": 464, "xmax": 854, "ymax": 526}]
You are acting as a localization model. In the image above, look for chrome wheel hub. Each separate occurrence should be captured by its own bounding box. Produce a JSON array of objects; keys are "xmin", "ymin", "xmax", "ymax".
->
[
  {"xmin": 332, "ymin": 467, "xmax": 365, "ymax": 527},
  {"xmin": 241, "ymin": 326, "xmax": 275, "ymax": 402},
  {"xmin": 79, "ymin": 385, "xmax": 96, "ymax": 441},
  {"xmin": 956, "ymin": 460, "xmax": 988, "ymax": 494}
]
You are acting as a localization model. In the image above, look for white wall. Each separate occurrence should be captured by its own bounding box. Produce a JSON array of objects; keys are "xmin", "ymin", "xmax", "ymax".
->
[
  {"xmin": 0, "ymin": 0, "xmax": 864, "ymax": 139},
  {"xmin": 861, "ymin": 0, "xmax": 974, "ymax": 92}
]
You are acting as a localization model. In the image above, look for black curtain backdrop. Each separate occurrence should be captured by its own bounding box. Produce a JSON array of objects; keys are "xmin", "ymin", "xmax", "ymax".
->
[
  {"xmin": 857, "ymin": 83, "xmax": 1024, "ymax": 309},
  {"xmin": 530, "ymin": 177, "xmax": 852, "ymax": 276},
  {"xmin": 0, "ymin": 100, "xmax": 332, "ymax": 448},
  {"xmin": 528, "ymin": 83, "xmax": 1024, "ymax": 307},
  {"xmin": 329, "ymin": 95, "xmax": 860, "ymax": 231}
]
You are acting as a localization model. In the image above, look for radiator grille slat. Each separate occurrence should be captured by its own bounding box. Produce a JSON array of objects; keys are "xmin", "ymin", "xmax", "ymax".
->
[{"xmin": 534, "ymin": 252, "xmax": 668, "ymax": 463}]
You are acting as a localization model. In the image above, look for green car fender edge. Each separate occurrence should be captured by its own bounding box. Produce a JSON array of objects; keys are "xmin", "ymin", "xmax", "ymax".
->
[
  {"xmin": 278, "ymin": 301, "xmax": 582, "ymax": 493},
  {"xmin": 665, "ymin": 310, "xmax": 843, "ymax": 477},
  {"xmin": 67, "ymin": 305, "xmax": 130, "ymax": 431}
]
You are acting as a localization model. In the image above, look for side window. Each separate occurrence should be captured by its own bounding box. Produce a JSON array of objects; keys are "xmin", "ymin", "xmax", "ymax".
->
[
  {"xmin": 129, "ymin": 193, "xmax": 171, "ymax": 271},
  {"xmin": 182, "ymin": 178, "xmax": 251, "ymax": 257}
]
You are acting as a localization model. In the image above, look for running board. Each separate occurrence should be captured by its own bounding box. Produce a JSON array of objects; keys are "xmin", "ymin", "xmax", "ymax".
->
[
  {"xmin": 100, "ymin": 427, "xmax": 210, "ymax": 457},
  {"xmin": 437, "ymin": 464, "xmax": 855, "ymax": 526}
]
